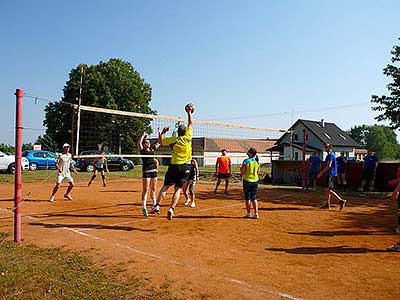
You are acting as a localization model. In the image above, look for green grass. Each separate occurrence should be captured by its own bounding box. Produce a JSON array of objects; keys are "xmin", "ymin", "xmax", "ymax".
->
[{"xmin": 0, "ymin": 232, "xmax": 177, "ymax": 300}]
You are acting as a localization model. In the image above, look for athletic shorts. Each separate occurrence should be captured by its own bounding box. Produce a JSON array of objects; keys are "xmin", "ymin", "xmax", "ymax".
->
[
  {"xmin": 217, "ymin": 173, "xmax": 230, "ymax": 179},
  {"xmin": 95, "ymin": 167, "xmax": 104, "ymax": 172},
  {"xmin": 142, "ymin": 171, "xmax": 157, "ymax": 178},
  {"xmin": 164, "ymin": 164, "xmax": 191, "ymax": 188},
  {"xmin": 56, "ymin": 174, "xmax": 74, "ymax": 184},
  {"xmin": 308, "ymin": 170, "xmax": 318, "ymax": 178},
  {"xmin": 361, "ymin": 170, "xmax": 375, "ymax": 181},
  {"xmin": 325, "ymin": 175, "xmax": 335, "ymax": 189},
  {"xmin": 243, "ymin": 180, "xmax": 258, "ymax": 201}
]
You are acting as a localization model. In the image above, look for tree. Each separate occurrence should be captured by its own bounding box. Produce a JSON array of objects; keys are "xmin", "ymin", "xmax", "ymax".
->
[
  {"xmin": 43, "ymin": 59, "xmax": 155, "ymax": 153},
  {"xmin": 348, "ymin": 124, "xmax": 400, "ymax": 160},
  {"xmin": 371, "ymin": 38, "xmax": 400, "ymax": 128},
  {"xmin": 347, "ymin": 125, "xmax": 369, "ymax": 148}
]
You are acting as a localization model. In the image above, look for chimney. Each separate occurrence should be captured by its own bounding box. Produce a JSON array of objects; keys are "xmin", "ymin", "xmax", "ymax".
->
[{"xmin": 321, "ymin": 119, "xmax": 325, "ymax": 128}]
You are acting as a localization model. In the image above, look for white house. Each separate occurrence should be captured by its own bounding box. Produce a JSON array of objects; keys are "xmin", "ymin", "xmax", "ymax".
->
[{"xmin": 267, "ymin": 119, "xmax": 359, "ymax": 160}]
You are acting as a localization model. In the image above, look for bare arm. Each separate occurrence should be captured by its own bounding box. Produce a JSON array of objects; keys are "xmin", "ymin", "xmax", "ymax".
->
[
  {"xmin": 184, "ymin": 104, "xmax": 193, "ymax": 127},
  {"xmin": 317, "ymin": 160, "xmax": 332, "ymax": 179},
  {"xmin": 158, "ymin": 127, "xmax": 169, "ymax": 145},
  {"xmin": 240, "ymin": 163, "xmax": 246, "ymax": 175},
  {"xmin": 137, "ymin": 132, "xmax": 147, "ymax": 151}
]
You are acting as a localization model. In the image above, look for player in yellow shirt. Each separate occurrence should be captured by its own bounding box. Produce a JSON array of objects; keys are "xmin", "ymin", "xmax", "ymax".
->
[
  {"xmin": 240, "ymin": 148, "xmax": 260, "ymax": 219},
  {"xmin": 151, "ymin": 104, "xmax": 194, "ymax": 220}
]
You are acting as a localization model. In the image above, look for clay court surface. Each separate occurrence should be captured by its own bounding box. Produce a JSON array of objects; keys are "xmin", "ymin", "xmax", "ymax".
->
[{"xmin": 1, "ymin": 178, "xmax": 400, "ymax": 300}]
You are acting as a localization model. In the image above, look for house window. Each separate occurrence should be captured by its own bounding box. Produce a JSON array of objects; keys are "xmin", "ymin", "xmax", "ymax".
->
[
  {"xmin": 294, "ymin": 134, "xmax": 298, "ymax": 141},
  {"xmin": 295, "ymin": 152, "xmax": 299, "ymax": 160},
  {"xmin": 323, "ymin": 133, "xmax": 331, "ymax": 139},
  {"xmin": 338, "ymin": 133, "xmax": 346, "ymax": 140}
]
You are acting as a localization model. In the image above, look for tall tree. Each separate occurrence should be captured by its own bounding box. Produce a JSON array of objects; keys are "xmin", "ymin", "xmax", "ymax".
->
[
  {"xmin": 347, "ymin": 125, "xmax": 370, "ymax": 148},
  {"xmin": 43, "ymin": 59, "xmax": 155, "ymax": 153},
  {"xmin": 348, "ymin": 124, "xmax": 400, "ymax": 160},
  {"xmin": 371, "ymin": 38, "xmax": 400, "ymax": 128}
]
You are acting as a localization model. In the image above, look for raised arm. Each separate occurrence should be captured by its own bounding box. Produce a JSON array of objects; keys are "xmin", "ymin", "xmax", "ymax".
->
[
  {"xmin": 158, "ymin": 127, "xmax": 169, "ymax": 145},
  {"xmin": 185, "ymin": 105, "xmax": 193, "ymax": 128},
  {"xmin": 137, "ymin": 132, "xmax": 147, "ymax": 151}
]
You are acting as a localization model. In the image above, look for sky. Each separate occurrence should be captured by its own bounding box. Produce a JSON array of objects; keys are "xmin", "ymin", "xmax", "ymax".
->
[{"xmin": 1, "ymin": 0, "xmax": 399, "ymax": 145}]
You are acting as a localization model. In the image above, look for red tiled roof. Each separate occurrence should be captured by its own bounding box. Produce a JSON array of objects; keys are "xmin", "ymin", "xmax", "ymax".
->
[{"xmin": 204, "ymin": 138, "xmax": 277, "ymax": 153}]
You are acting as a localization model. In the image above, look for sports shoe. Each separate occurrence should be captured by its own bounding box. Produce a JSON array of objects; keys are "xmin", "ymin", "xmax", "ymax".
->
[
  {"xmin": 49, "ymin": 195, "xmax": 55, "ymax": 203},
  {"xmin": 244, "ymin": 213, "xmax": 251, "ymax": 218},
  {"xmin": 88, "ymin": 181, "xmax": 92, "ymax": 186},
  {"xmin": 184, "ymin": 199, "xmax": 191, "ymax": 206},
  {"xmin": 150, "ymin": 205, "xmax": 160, "ymax": 214},
  {"xmin": 224, "ymin": 191, "xmax": 229, "ymax": 195},
  {"xmin": 395, "ymin": 226, "xmax": 400, "ymax": 235},
  {"xmin": 387, "ymin": 243, "xmax": 400, "ymax": 252},
  {"xmin": 167, "ymin": 208, "xmax": 174, "ymax": 220},
  {"xmin": 253, "ymin": 213, "xmax": 259, "ymax": 219},
  {"xmin": 339, "ymin": 199, "xmax": 346, "ymax": 211},
  {"xmin": 190, "ymin": 202, "xmax": 196, "ymax": 208},
  {"xmin": 64, "ymin": 194, "xmax": 73, "ymax": 201},
  {"xmin": 320, "ymin": 203, "xmax": 330, "ymax": 209},
  {"xmin": 142, "ymin": 208, "xmax": 148, "ymax": 217}
]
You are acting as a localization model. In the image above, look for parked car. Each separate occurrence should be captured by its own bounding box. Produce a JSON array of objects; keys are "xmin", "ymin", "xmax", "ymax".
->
[
  {"xmin": 22, "ymin": 150, "xmax": 59, "ymax": 170},
  {"xmin": 76, "ymin": 150, "xmax": 134, "ymax": 172},
  {"xmin": 0, "ymin": 151, "xmax": 29, "ymax": 174}
]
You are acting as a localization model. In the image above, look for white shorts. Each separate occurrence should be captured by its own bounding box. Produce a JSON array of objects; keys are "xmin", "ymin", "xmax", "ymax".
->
[{"xmin": 57, "ymin": 174, "xmax": 74, "ymax": 184}]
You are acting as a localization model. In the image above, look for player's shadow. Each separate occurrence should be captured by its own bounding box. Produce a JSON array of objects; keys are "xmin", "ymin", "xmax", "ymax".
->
[
  {"xmin": 259, "ymin": 207, "xmax": 305, "ymax": 211},
  {"xmin": 30, "ymin": 222, "xmax": 156, "ymax": 232},
  {"xmin": 0, "ymin": 198, "xmax": 13, "ymax": 202},
  {"xmin": 265, "ymin": 246, "xmax": 388, "ymax": 254},
  {"xmin": 176, "ymin": 215, "xmax": 245, "ymax": 219},
  {"xmin": 100, "ymin": 190, "xmax": 138, "ymax": 193},
  {"xmin": 288, "ymin": 230, "xmax": 392, "ymax": 236},
  {"xmin": 43, "ymin": 212, "xmax": 136, "ymax": 219}
]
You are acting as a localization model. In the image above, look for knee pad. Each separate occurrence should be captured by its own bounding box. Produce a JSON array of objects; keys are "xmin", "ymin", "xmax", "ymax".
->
[
  {"xmin": 101, "ymin": 174, "xmax": 105, "ymax": 180},
  {"xmin": 91, "ymin": 175, "xmax": 96, "ymax": 180}
]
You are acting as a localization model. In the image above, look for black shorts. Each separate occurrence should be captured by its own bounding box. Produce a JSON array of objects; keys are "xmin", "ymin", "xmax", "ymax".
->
[
  {"xmin": 95, "ymin": 167, "xmax": 104, "ymax": 172},
  {"xmin": 325, "ymin": 175, "xmax": 335, "ymax": 189},
  {"xmin": 164, "ymin": 164, "xmax": 191, "ymax": 188},
  {"xmin": 361, "ymin": 170, "xmax": 375, "ymax": 181},
  {"xmin": 217, "ymin": 173, "xmax": 230, "ymax": 179},
  {"xmin": 142, "ymin": 171, "xmax": 157, "ymax": 178}
]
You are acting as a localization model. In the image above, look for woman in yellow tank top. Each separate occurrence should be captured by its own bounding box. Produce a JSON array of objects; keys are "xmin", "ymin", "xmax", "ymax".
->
[{"xmin": 240, "ymin": 148, "xmax": 260, "ymax": 219}]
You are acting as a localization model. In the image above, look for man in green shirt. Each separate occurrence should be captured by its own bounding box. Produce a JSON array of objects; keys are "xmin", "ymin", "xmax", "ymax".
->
[{"xmin": 151, "ymin": 104, "xmax": 193, "ymax": 220}]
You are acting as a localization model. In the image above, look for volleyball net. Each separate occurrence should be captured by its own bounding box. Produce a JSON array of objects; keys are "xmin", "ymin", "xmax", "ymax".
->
[{"xmin": 75, "ymin": 104, "xmax": 287, "ymax": 166}]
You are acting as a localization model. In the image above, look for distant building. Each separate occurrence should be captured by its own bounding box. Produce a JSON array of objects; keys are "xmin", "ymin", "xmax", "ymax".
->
[
  {"xmin": 354, "ymin": 149, "xmax": 368, "ymax": 161},
  {"xmin": 267, "ymin": 119, "xmax": 359, "ymax": 160}
]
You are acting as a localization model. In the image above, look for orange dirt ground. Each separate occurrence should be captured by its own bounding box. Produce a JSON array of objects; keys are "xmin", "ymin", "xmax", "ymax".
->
[{"xmin": 1, "ymin": 179, "xmax": 400, "ymax": 300}]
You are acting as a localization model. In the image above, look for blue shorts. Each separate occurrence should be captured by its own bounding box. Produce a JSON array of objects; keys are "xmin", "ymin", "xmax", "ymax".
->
[{"xmin": 243, "ymin": 180, "xmax": 258, "ymax": 201}]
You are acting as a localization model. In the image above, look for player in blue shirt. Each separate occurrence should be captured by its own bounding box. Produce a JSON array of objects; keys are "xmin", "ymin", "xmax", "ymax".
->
[
  {"xmin": 360, "ymin": 149, "xmax": 378, "ymax": 192},
  {"xmin": 317, "ymin": 144, "xmax": 346, "ymax": 210},
  {"xmin": 307, "ymin": 152, "xmax": 321, "ymax": 191},
  {"xmin": 336, "ymin": 151, "xmax": 347, "ymax": 191}
]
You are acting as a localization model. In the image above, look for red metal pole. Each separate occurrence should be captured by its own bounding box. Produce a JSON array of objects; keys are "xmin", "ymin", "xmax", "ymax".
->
[
  {"xmin": 14, "ymin": 89, "xmax": 23, "ymax": 243},
  {"xmin": 302, "ymin": 128, "xmax": 307, "ymax": 191}
]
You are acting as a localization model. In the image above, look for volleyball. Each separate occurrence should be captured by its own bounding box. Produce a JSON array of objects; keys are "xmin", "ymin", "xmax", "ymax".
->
[{"xmin": 185, "ymin": 103, "xmax": 195, "ymax": 113}]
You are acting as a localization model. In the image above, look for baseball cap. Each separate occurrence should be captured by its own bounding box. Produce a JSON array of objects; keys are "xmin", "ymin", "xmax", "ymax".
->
[{"xmin": 63, "ymin": 143, "xmax": 71, "ymax": 148}]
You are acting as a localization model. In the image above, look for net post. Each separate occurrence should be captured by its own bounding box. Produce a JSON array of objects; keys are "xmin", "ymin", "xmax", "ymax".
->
[
  {"xmin": 302, "ymin": 128, "xmax": 307, "ymax": 191},
  {"xmin": 14, "ymin": 89, "xmax": 23, "ymax": 243}
]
